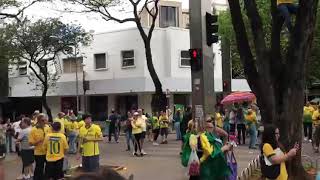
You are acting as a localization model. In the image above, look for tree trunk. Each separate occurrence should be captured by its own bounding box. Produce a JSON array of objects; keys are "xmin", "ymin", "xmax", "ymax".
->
[
  {"xmin": 144, "ymin": 40, "xmax": 167, "ymax": 112},
  {"xmin": 0, "ymin": 59, "xmax": 8, "ymax": 97},
  {"xmin": 42, "ymin": 85, "xmax": 52, "ymax": 121}
]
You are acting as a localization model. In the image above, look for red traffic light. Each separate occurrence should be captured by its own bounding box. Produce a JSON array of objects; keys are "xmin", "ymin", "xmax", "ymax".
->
[{"xmin": 192, "ymin": 50, "xmax": 198, "ymax": 58}]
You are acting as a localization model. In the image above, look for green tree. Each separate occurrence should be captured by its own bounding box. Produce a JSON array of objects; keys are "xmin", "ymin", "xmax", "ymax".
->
[
  {"xmin": 65, "ymin": 0, "xmax": 167, "ymax": 112},
  {"xmin": 0, "ymin": 0, "xmax": 46, "ymax": 98},
  {"xmin": 4, "ymin": 19, "xmax": 91, "ymax": 120},
  {"xmin": 225, "ymin": 0, "xmax": 319, "ymax": 178},
  {"xmin": 219, "ymin": 1, "xmax": 320, "ymax": 84}
]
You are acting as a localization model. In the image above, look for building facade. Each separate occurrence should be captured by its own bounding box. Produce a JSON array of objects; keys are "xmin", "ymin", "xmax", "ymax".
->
[{"xmin": 8, "ymin": 0, "xmax": 250, "ymax": 120}]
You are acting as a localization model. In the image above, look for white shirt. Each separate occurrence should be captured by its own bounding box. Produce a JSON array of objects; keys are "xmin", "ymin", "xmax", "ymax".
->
[{"xmin": 12, "ymin": 121, "xmax": 21, "ymax": 137}]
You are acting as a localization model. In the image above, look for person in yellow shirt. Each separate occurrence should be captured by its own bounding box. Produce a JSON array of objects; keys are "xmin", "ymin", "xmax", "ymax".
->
[
  {"xmin": 261, "ymin": 125, "xmax": 298, "ymax": 180},
  {"xmin": 28, "ymin": 113, "xmax": 49, "ymax": 180},
  {"xmin": 78, "ymin": 114, "xmax": 103, "ymax": 172},
  {"xmin": 31, "ymin": 110, "xmax": 40, "ymax": 127},
  {"xmin": 245, "ymin": 109, "xmax": 257, "ymax": 149},
  {"xmin": 215, "ymin": 112, "xmax": 223, "ymax": 128},
  {"xmin": 67, "ymin": 115, "xmax": 79, "ymax": 154},
  {"xmin": 43, "ymin": 122, "xmax": 69, "ymax": 180},
  {"xmin": 131, "ymin": 112, "xmax": 143, "ymax": 156},
  {"xmin": 303, "ymin": 102, "xmax": 314, "ymax": 142},
  {"xmin": 54, "ymin": 112, "xmax": 66, "ymax": 134},
  {"xmin": 159, "ymin": 110, "xmax": 169, "ymax": 144},
  {"xmin": 277, "ymin": 0, "xmax": 298, "ymax": 33},
  {"xmin": 312, "ymin": 105, "xmax": 320, "ymax": 153}
]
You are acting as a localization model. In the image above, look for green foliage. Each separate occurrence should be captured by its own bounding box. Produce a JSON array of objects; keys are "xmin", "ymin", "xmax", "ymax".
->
[
  {"xmin": 218, "ymin": 1, "xmax": 319, "ymax": 82},
  {"xmin": 3, "ymin": 18, "xmax": 92, "ymax": 88}
]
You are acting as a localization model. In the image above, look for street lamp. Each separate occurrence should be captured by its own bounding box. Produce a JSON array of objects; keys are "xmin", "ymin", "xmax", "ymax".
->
[{"xmin": 81, "ymin": 63, "xmax": 87, "ymax": 113}]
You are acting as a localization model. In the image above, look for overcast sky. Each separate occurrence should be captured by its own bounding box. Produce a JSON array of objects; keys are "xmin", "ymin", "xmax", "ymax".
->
[{"xmin": 22, "ymin": 0, "xmax": 228, "ymax": 33}]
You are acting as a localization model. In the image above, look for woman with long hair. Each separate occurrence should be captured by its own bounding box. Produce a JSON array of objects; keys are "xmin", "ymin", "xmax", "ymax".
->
[{"xmin": 261, "ymin": 125, "xmax": 299, "ymax": 180}]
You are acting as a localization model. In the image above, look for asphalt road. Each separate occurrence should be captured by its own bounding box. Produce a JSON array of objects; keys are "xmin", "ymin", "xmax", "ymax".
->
[{"xmin": 3, "ymin": 134, "xmax": 264, "ymax": 180}]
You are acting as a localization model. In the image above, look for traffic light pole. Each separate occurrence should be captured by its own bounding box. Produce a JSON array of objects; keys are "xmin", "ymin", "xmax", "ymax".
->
[{"xmin": 189, "ymin": 0, "xmax": 216, "ymax": 130}]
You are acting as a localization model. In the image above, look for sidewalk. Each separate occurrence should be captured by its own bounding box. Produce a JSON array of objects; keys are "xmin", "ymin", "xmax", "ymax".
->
[{"xmin": 3, "ymin": 134, "xmax": 259, "ymax": 180}]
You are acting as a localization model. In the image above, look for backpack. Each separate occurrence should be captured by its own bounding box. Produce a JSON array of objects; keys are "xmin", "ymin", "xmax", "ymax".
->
[{"xmin": 260, "ymin": 148, "xmax": 280, "ymax": 179}]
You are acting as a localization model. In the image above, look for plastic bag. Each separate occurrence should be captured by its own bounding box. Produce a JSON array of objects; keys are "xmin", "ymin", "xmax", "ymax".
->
[
  {"xmin": 187, "ymin": 150, "xmax": 200, "ymax": 176},
  {"xmin": 226, "ymin": 151, "xmax": 237, "ymax": 180}
]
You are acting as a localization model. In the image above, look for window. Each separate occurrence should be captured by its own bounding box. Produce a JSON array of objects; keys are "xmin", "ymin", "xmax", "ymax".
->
[
  {"xmin": 180, "ymin": 50, "xmax": 191, "ymax": 67},
  {"xmin": 94, "ymin": 53, "xmax": 107, "ymax": 70},
  {"xmin": 121, "ymin": 50, "xmax": 135, "ymax": 68},
  {"xmin": 63, "ymin": 57, "xmax": 83, "ymax": 73},
  {"xmin": 160, "ymin": 6, "xmax": 178, "ymax": 28},
  {"xmin": 18, "ymin": 61, "xmax": 28, "ymax": 76}
]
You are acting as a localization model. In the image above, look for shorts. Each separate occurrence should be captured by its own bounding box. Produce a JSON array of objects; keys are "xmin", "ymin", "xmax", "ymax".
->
[
  {"xmin": 46, "ymin": 158, "xmax": 64, "ymax": 179},
  {"xmin": 82, "ymin": 155, "xmax": 100, "ymax": 172},
  {"xmin": 160, "ymin": 128, "xmax": 168, "ymax": 136},
  {"xmin": 141, "ymin": 131, "xmax": 146, "ymax": 139},
  {"xmin": 20, "ymin": 149, "xmax": 34, "ymax": 167}
]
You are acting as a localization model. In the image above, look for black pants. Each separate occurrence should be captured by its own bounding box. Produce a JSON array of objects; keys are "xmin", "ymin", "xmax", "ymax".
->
[
  {"xmin": 34, "ymin": 155, "xmax": 46, "ymax": 180},
  {"xmin": 153, "ymin": 129, "xmax": 160, "ymax": 141},
  {"xmin": 189, "ymin": 176, "xmax": 200, "ymax": 180},
  {"xmin": 133, "ymin": 133, "xmax": 142, "ymax": 153},
  {"xmin": 46, "ymin": 158, "xmax": 64, "ymax": 180},
  {"xmin": 230, "ymin": 124, "xmax": 236, "ymax": 134},
  {"xmin": 109, "ymin": 124, "xmax": 119, "ymax": 142},
  {"xmin": 304, "ymin": 122, "xmax": 313, "ymax": 140},
  {"xmin": 237, "ymin": 124, "xmax": 246, "ymax": 145}
]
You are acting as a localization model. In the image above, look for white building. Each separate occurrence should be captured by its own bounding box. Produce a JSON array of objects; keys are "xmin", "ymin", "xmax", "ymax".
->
[{"xmin": 8, "ymin": 0, "xmax": 250, "ymax": 119}]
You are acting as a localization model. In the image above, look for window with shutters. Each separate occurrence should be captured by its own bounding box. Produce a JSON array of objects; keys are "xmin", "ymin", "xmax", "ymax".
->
[
  {"xmin": 94, "ymin": 53, "xmax": 107, "ymax": 70},
  {"xmin": 121, "ymin": 50, "xmax": 135, "ymax": 68},
  {"xmin": 63, "ymin": 57, "xmax": 83, "ymax": 73},
  {"xmin": 18, "ymin": 61, "xmax": 28, "ymax": 76},
  {"xmin": 180, "ymin": 50, "xmax": 191, "ymax": 67},
  {"xmin": 160, "ymin": 6, "xmax": 178, "ymax": 28}
]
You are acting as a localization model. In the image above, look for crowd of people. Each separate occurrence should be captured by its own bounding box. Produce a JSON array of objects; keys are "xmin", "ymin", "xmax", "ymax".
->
[
  {"xmin": 303, "ymin": 102, "xmax": 320, "ymax": 153},
  {"xmin": 0, "ymin": 110, "xmax": 104, "ymax": 180}
]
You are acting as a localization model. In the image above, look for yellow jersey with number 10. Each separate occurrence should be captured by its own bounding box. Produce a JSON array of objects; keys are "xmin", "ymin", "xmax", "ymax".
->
[{"xmin": 43, "ymin": 132, "xmax": 69, "ymax": 162}]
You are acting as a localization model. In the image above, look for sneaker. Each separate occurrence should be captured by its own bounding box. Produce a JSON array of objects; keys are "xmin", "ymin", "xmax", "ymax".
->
[
  {"xmin": 163, "ymin": 140, "xmax": 168, "ymax": 144},
  {"xmin": 23, "ymin": 174, "xmax": 30, "ymax": 179},
  {"xmin": 141, "ymin": 150, "xmax": 147, "ymax": 155},
  {"xmin": 304, "ymin": 137, "xmax": 308, "ymax": 141},
  {"xmin": 153, "ymin": 142, "xmax": 159, "ymax": 146},
  {"xmin": 29, "ymin": 173, "xmax": 34, "ymax": 177},
  {"xmin": 309, "ymin": 139, "xmax": 312, "ymax": 143},
  {"xmin": 16, "ymin": 175, "xmax": 23, "ymax": 180},
  {"xmin": 133, "ymin": 152, "xmax": 140, "ymax": 157}
]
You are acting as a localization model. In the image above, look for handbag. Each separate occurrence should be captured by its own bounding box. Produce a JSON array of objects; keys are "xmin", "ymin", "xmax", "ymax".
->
[
  {"xmin": 260, "ymin": 154, "xmax": 280, "ymax": 179},
  {"xmin": 226, "ymin": 151, "xmax": 237, "ymax": 180}
]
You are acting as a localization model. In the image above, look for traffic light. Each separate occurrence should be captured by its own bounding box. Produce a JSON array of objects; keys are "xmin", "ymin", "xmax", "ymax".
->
[
  {"xmin": 205, "ymin": 12, "xmax": 219, "ymax": 46},
  {"xmin": 189, "ymin": 48, "xmax": 202, "ymax": 71}
]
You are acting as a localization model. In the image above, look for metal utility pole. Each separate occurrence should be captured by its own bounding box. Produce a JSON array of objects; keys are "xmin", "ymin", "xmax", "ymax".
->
[
  {"xmin": 189, "ymin": 0, "xmax": 216, "ymax": 130},
  {"xmin": 74, "ymin": 44, "xmax": 79, "ymax": 113}
]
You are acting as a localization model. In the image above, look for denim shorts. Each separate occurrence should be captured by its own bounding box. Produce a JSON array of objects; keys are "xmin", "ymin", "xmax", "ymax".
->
[{"xmin": 82, "ymin": 155, "xmax": 100, "ymax": 172}]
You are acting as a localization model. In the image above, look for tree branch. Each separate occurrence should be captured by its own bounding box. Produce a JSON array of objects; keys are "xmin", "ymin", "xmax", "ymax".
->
[
  {"xmin": 227, "ymin": 0, "xmax": 260, "ymax": 91},
  {"xmin": 28, "ymin": 61, "xmax": 45, "ymax": 84},
  {"xmin": 243, "ymin": 0, "xmax": 267, "ymax": 57},
  {"xmin": 147, "ymin": 0, "xmax": 159, "ymax": 40},
  {"xmin": 72, "ymin": 0, "xmax": 135, "ymax": 23}
]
